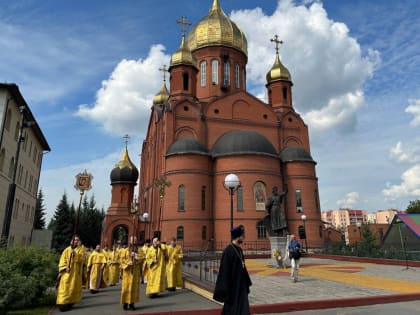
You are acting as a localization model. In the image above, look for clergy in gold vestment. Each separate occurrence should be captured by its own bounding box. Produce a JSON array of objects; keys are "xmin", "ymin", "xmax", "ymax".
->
[
  {"xmin": 120, "ymin": 237, "xmax": 145, "ymax": 311},
  {"xmin": 101, "ymin": 244, "xmax": 111, "ymax": 285},
  {"xmin": 146, "ymin": 237, "xmax": 168, "ymax": 297},
  {"xmin": 56, "ymin": 235, "xmax": 85, "ymax": 312},
  {"xmin": 108, "ymin": 243, "xmax": 120, "ymax": 286},
  {"xmin": 166, "ymin": 237, "xmax": 183, "ymax": 291},
  {"xmin": 87, "ymin": 245, "xmax": 107, "ymax": 293}
]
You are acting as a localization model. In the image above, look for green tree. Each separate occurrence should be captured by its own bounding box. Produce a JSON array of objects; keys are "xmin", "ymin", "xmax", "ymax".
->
[
  {"xmin": 33, "ymin": 189, "xmax": 46, "ymax": 229},
  {"xmin": 51, "ymin": 193, "xmax": 74, "ymax": 253},
  {"xmin": 406, "ymin": 199, "xmax": 420, "ymax": 213},
  {"xmin": 78, "ymin": 194, "xmax": 105, "ymax": 248},
  {"xmin": 359, "ymin": 225, "xmax": 377, "ymax": 256}
]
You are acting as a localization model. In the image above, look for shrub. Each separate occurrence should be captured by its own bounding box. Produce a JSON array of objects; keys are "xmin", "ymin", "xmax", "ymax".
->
[{"xmin": 0, "ymin": 246, "xmax": 58, "ymax": 313}]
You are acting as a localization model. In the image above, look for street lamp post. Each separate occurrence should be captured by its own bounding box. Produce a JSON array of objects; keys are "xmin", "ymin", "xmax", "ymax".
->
[
  {"xmin": 141, "ymin": 212, "xmax": 149, "ymax": 240},
  {"xmin": 223, "ymin": 174, "xmax": 241, "ymax": 231},
  {"xmin": 301, "ymin": 214, "xmax": 308, "ymax": 252},
  {"xmin": 1, "ymin": 106, "xmax": 35, "ymax": 247}
]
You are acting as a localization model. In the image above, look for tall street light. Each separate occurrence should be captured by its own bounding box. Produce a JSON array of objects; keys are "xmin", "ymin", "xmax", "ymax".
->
[
  {"xmin": 1, "ymin": 106, "xmax": 35, "ymax": 248},
  {"xmin": 223, "ymin": 173, "xmax": 241, "ymax": 231},
  {"xmin": 301, "ymin": 214, "xmax": 308, "ymax": 252}
]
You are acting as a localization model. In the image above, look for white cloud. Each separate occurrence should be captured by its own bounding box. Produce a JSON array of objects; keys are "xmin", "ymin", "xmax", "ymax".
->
[
  {"xmin": 337, "ymin": 192, "xmax": 359, "ymax": 209},
  {"xmin": 76, "ymin": 44, "xmax": 170, "ymax": 136},
  {"xmin": 382, "ymin": 164, "xmax": 420, "ymax": 200},
  {"xmin": 405, "ymin": 99, "xmax": 420, "ymax": 127},
  {"xmin": 230, "ymin": 0, "xmax": 379, "ymax": 134},
  {"xmin": 389, "ymin": 141, "xmax": 420, "ymax": 164}
]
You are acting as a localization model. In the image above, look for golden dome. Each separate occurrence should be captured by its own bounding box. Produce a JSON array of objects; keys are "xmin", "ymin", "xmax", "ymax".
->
[
  {"xmin": 187, "ymin": 0, "xmax": 247, "ymax": 56},
  {"xmin": 115, "ymin": 147, "xmax": 137, "ymax": 170},
  {"xmin": 170, "ymin": 36, "xmax": 196, "ymax": 67},
  {"xmin": 266, "ymin": 52, "xmax": 292, "ymax": 83},
  {"xmin": 153, "ymin": 82, "xmax": 169, "ymax": 105}
]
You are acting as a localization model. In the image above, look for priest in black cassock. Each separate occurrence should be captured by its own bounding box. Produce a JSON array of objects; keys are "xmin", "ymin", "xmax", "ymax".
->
[{"xmin": 213, "ymin": 225, "xmax": 252, "ymax": 315}]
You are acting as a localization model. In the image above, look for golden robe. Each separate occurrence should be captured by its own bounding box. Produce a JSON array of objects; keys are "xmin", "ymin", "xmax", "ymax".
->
[
  {"xmin": 120, "ymin": 246, "xmax": 145, "ymax": 304},
  {"xmin": 56, "ymin": 245, "xmax": 85, "ymax": 305},
  {"xmin": 108, "ymin": 248, "xmax": 120, "ymax": 285},
  {"xmin": 145, "ymin": 245, "xmax": 167, "ymax": 295},
  {"xmin": 166, "ymin": 244, "xmax": 183, "ymax": 288},
  {"xmin": 87, "ymin": 250, "xmax": 107, "ymax": 290},
  {"xmin": 101, "ymin": 249, "xmax": 111, "ymax": 284}
]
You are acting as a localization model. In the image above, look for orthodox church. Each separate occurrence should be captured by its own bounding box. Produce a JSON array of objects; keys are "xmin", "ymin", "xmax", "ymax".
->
[{"xmin": 102, "ymin": 0, "xmax": 323, "ymax": 249}]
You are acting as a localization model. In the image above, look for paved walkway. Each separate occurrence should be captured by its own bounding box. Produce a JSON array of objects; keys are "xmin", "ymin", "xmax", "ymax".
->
[{"xmin": 50, "ymin": 257, "xmax": 420, "ymax": 314}]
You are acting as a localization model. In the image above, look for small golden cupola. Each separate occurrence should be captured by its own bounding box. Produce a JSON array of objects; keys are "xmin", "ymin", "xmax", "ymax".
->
[
  {"xmin": 187, "ymin": 0, "xmax": 247, "ymax": 56},
  {"xmin": 266, "ymin": 35, "xmax": 292, "ymax": 84},
  {"xmin": 170, "ymin": 18, "xmax": 196, "ymax": 67},
  {"xmin": 110, "ymin": 146, "xmax": 139, "ymax": 185},
  {"xmin": 153, "ymin": 65, "xmax": 170, "ymax": 105}
]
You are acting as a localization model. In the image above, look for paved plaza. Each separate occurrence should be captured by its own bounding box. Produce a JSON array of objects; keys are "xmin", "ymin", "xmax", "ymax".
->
[{"xmin": 50, "ymin": 257, "xmax": 420, "ymax": 315}]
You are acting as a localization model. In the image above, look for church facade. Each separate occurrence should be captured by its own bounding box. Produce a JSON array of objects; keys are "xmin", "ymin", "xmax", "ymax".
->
[{"xmin": 103, "ymin": 0, "xmax": 324, "ymax": 250}]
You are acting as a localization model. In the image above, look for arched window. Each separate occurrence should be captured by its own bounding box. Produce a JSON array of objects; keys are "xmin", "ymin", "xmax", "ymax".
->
[
  {"xmin": 256, "ymin": 220, "xmax": 266, "ymax": 239},
  {"xmin": 177, "ymin": 226, "xmax": 184, "ymax": 240},
  {"xmin": 237, "ymin": 186, "xmax": 243, "ymax": 211},
  {"xmin": 202, "ymin": 226, "xmax": 207, "ymax": 240},
  {"xmin": 4, "ymin": 108, "xmax": 12, "ymax": 131},
  {"xmin": 200, "ymin": 61, "xmax": 206, "ymax": 87},
  {"xmin": 223, "ymin": 61, "xmax": 230, "ymax": 86},
  {"xmin": 183, "ymin": 72, "xmax": 189, "ymax": 90},
  {"xmin": 235, "ymin": 64, "xmax": 240, "ymax": 88},
  {"xmin": 201, "ymin": 186, "xmax": 206, "ymax": 211},
  {"xmin": 178, "ymin": 185, "xmax": 185, "ymax": 211},
  {"xmin": 211, "ymin": 59, "xmax": 219, "ymax": 84},
  {"xmin": 0, "ymin": 148, "xmax": 5, "ymax": 172}
]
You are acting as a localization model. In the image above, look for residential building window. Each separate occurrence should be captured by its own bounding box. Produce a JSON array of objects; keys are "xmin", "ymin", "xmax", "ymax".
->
[
  {"xmin": 296, "ymin": 189, "xmax": 302, "ymax": 212},
  {"xmin": 235, "ymin": 64, "xmax": 240, "ymax": 88},
  {"xmin": 223, "ymin": 61, "xmax": 230, "ymax": 86},
  {"xmin": 211, "ymin": 59, "xmax": 219, "ymax": 84},
  {"xmin": 8, "ymin": 157, "xmax": 14, "ymax": 178},
  {"xmin": 200, "ymin": 61, "xmax": 206, "ymax": 87},
  {"xmin": 0, "ymin": 148, "xmax": 5, "ymax": 172},
  {"xmin": 237, "ymin": 186, "xmax": 243, "ymax": 211},
  {"xmin": 178, "ymin": 185, "xmax": 185, "ymax": 211},
  {"xmin": 257, "ymin": 220, "xmax": 266, "ymax": 239},
  {"xmin": 202, "ymin": 226, "xmax": 207, "ymax": 240},
  {"xmin": 5, "ymin": 108, "xmax": 11, "ymax": 131},
  {"xmin": 14, "ymin": 121, "xmax": 19, "ymax": 141},
  {"xmin": 177, "ymin": 226, "xmax": 184, "ymax": 240},
  {"xmin": 201, "ymin": 186, "xmax": 206, "ymax": 211},
  {"xmin": 13, "ymin": 199, "xmax": 20, "ymax": 220}
]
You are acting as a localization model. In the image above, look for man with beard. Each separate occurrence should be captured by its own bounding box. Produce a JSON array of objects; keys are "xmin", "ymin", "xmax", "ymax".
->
[
  {"xmin": 145, "ymin": 236, "xmax": 168, "ymax": 298},
  {"xmin": 86, "ymin": 244, "xmax": 107, "ymax": 293},
  {"xmin": 166, "ymin": 237, "xmax": 183, "ymax": 291},
  {"xmin": 213, "ymin": 225, "xmax": 252, "ymax": 315},
  {"xmin": 56, "ymin": 235, "xmax": 85, "ymax": 312}
]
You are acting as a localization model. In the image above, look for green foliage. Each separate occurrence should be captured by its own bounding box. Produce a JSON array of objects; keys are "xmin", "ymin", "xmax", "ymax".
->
[
  {"xmin": 51, "ymin": 193, "xmax": 74, "ymax": 253},
  {"xmin": 78, "ymin": 195, "xmax": 105, "ymax": 248},
  {"xmin": 0, "ymin": 246, "xmax": 58, "ymax": 313},
  {"xmin": 406, "ymin": 199, "xmax": 420, "ymax": 213},
  {"xmin": 33, "ymin": 189, "xmax": 47, "ymax": 230}
]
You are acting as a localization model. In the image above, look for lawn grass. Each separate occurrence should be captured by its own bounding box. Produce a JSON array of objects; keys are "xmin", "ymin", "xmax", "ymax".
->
[{"xmin": 9, "ymin": 306, "xmax": 52, "ymax": 315}]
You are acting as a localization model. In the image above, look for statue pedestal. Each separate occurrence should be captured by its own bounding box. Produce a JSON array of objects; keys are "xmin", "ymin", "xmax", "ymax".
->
[{"xmin": 269, "ymin": 236, "xmax": 290, "ymax": 267}]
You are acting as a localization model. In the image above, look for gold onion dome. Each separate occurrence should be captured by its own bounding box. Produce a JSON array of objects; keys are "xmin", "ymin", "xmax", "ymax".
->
[
  {"xmin": 266, "ymin": 52, "xmax": 292, "ymax": 83},
  {"xmin": 152, "ymin": 82, "xmax": 169, "ymax": 105},
  {"xmin": 187, "ymin": 0, "xmax": 248, "ymax": 56},
  {"xmin": 110, "ymin": 147, "xmax": 139, "ymax": 184},
  {"xmin": 171, "ymin": 36, "xmax": 196, "ymax": 67}
]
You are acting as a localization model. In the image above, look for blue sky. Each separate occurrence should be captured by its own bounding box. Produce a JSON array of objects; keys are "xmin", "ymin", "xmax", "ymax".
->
[{"xmin": 1, "ymin": 0, "xmax": 419, "ymax": 222}]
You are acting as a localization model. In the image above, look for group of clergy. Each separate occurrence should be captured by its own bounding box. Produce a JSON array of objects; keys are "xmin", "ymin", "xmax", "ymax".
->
[{"xmin": 55, "ymin": 234, "xmax": 184, "ymax": 312}]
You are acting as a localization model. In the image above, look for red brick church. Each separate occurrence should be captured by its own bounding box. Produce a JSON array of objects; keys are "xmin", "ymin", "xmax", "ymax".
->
[{"xmin": 102, "ymin": 0, "xmax": 323, "ymax": 250}]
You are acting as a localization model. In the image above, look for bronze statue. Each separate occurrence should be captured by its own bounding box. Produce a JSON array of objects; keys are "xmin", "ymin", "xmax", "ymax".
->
[{"xmin": 265, "ymin": 185, "xmax": 288, "ymax": 236}]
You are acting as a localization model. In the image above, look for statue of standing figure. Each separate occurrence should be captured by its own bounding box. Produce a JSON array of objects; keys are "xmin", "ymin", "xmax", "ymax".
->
[{"xmin": 265, "ymin": 185, "xmax": 288, "ymax": 236}]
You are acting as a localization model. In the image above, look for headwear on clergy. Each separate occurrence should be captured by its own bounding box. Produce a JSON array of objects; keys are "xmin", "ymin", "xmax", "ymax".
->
[{"xmin": 231, "ymin": 225, "xmax": 244, "ymax": 239}]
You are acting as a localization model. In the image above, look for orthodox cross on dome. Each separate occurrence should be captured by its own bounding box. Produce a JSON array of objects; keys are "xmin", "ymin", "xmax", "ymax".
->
[
  {"xmin": 158, "ymin": 65, "xmax": 168, "ymax": 82},
  {"xmin": 123, "ymin": 134, "xmax": 130, "ymax": 148},
  {"xmin": 270, "ymin": 35, "xmax": 283, "ymax": 54},
  {"xmin": 176, "ymin": 16, "xmax": 192, "ymax": 37}
]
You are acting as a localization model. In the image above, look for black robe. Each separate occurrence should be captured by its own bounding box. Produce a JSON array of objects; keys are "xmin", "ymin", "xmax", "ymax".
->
[{"xmin": 213, "ymin": 243, "xmax": 252, "ymax": 315}]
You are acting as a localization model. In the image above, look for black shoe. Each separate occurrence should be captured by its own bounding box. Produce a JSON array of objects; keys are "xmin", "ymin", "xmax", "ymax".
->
[
  {"xmin": 148, "ymin": 293, "xmax": 158, "ymax": 298},
  {"xmin": 129, "ymin": 304, "xmax": 135, "ymax": 310},
  {"xmin": 167, "ymin": 287, "xmax": 176, "ymax": 291},
  {"xmin": 58, "ymin": 304, "xmax": 71, "ymax": 312},
  {"xmin": 123, "ymin": 303, "xmax": 128, "ymax": 310}
]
